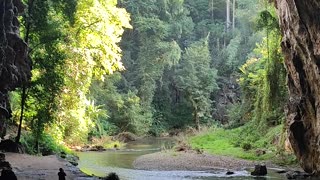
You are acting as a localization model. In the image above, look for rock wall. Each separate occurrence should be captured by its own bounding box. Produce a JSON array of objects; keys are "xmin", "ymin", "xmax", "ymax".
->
[
  {"xmin": 212, "ymin": 76, "xmax": 240, "ymax": 124},
  {"xmin": 276, "ymin": 0, "xmax": 320, "ymax": 174},
  {"xmin": 0, "ymin": 0, "xmax": 31, "ymax": 134}
]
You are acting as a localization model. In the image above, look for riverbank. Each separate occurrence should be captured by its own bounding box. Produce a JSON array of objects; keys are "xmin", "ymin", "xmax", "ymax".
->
[
  {"xmin": 133, "ymin": 151, "xmax": 277, "ymax": 171},
  {"xmin": 5, "ymin": 153, "xmax": 96, "ymax": 180},
  {"xmin": 3, "ymin": 144, "xmax": 299, "ymax": 180}
]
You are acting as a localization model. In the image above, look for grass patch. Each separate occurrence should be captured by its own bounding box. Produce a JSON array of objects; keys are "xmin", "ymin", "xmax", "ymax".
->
[{"xmin": 189, "ymin": 124, "xmax": 286, "ymax": 161}]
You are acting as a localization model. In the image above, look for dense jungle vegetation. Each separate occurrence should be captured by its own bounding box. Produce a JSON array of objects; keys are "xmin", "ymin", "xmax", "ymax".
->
[{"xmin": 8, "ymin": 0, "xmax": 291, "ymax": 160}]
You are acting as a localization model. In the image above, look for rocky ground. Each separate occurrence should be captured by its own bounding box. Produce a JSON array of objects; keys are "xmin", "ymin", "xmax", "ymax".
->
[
  {"xmin": 133, "ymin": 151, "xmax": 281, "ymax": 171},
  {"xmin": 5, "ymin": 153, "xmax": 96, "ymax": 180},
  {"xmin": 134, "ymin": 151, "xmax": 250, "ymax": 171}
]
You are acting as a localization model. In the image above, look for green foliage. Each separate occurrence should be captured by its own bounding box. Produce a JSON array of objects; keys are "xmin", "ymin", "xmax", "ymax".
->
[
  {"xmin": 256, "ymin": 9, "xmax": 279, "ymax": 31},
  {"xmin": 240, "ymin": 30, "xmax": 286, "ymax": 129},
  {"xmin": 89, "ymin": 121, "xmax": 119, "ymax": 138},
  {"xmin": 222, "ymin": 6, "xmax": 288, "ymax": 162},
  {"xmin": 89, "ymin": 74, "xmax": 152, "ymax": 136},
  {"xmin": 19, "ymin": 0, "xmax": 71, "ymax": 149},
  {"xmin": 176, "ymin": 39, "xmax": 218, "ymax": 129},
  {"xmin": 20, "ymin": 132, "xmax": 70, "ymax": 155},
  {"xmin": 11, "ymin": 0, "xmax": 288, "ymax": 155},
  {"xmin": 20, "ymin": 132, "xmax": 36, "ymax": 154},
  {"xmin": 73, "ymin": 0, "xmax": 131, "ymax": 77},
  {"xmin": 230, "ymin": 5, "xmax": 287, "ymax": 131},
  {"xmin": 226, "ymin": 102, "xmax": 247, "ymax": 128},
  {"xmin": 185, "ymin": 0, "xmax": 225, "ymax": 22},
  {"xmin": 190, "ymin": 125, "xmax": 285, "ymax": 161},
  {"xmin": 88, "ymin": 0, "xmax": 267, "ymax": 135},
  {"xmin": 190, "ymin": 124, "xmax": 297, "ymax": 165},
  {"xmin": 54, "ymin": 0, "xmax": 131, "ymax": 144},
  {"xmin": 149, "ymin": 121, "xmax": 169, "ymax": 137},
  {"xmin": 225, "ymin": 35, "xmax": 242, "ymax": 71},
  {"xmin": 13, "ymin": 0, "xmax": 132, "ymax": 151}
]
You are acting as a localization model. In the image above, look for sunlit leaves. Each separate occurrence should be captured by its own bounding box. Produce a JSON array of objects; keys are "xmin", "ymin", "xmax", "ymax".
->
[
  {"xmin": 73, "ymin": 0, "xmax": 132, "ymax": 77},
  {"xmin": 238, "ymin": 21, "xmax": 286, "ymax": 128},
  {"xmin": 31, "ymin": 0, "xmax": 132, "ymax": 144}
]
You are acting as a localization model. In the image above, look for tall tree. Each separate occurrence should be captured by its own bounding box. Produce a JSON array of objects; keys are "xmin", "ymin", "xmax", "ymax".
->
[
  {"xmin": 176, "ymin": 38, "xmax": 218, "ymax": 130},
  {"xmin": 118, "ymin": 0, "xmax": 195, "ymax": 134},
  {"xmin": 15, "ymin": 0, "xmax": 131, "ymax": 147},
  {"xmin": 56, "ymin": 0, "xmax": 131, "ymax": 143},
  {"xmin": 19, "ymin": 0, "xmax": 72, "ymax": 148},
  {"xmin": 276, "ymin": 0, "xmax": 320, "ymax": 174}
]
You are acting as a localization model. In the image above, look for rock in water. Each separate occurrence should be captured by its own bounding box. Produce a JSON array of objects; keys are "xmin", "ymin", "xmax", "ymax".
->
[
  {"xmin": 105, "ymin": 172, "xmax": 120, "ymax": 180},
  {"xmin": 286, "ymin": 171, "xmax": 311, "ymax": 179},
  {"xmin": 226, "ymin": 171, "xmax": 234, "ymax": 175},
  {"xmin": 251, "ymin": 164, "xmax": 267, "ymax": 176}
]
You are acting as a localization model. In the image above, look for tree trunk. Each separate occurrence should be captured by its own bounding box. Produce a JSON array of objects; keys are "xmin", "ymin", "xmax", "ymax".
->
[
  {"xmin": 232, "ymin": 0, "xmax": 235, "ymax": 30},
  {"xmin": 276, "ymin": 0, "xmax": 320, "ymax": 174},
  {"xmin": 211, "ymin": 0, "xmax": 214, "ymax": 20},
  {"xmin": 189, "ymin": 97, "xmax": 200, "ymax": 130},
  {"xmin": 16, "ymin": 86, "xmax": 26, "ymax": 143},
  {"xmin": 194, "ymin": 111, "xmax": 200, "ymax": 131},
  {"xmin": 226, "ymin": 0, "xmax": 231, "ymax": 31},
  {"xmin": 16, "ymin": 0, "xmax": 34, "ymax": 144}
]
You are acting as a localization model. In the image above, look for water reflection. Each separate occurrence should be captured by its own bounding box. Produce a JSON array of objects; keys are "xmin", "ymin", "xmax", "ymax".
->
[
  {"xmin": 77, "ymin": 138, "xmax": 174, "ymax": 172},
  {"xmin": 77, "ymin": 138, "xmax": 285, "ymax": 179}
]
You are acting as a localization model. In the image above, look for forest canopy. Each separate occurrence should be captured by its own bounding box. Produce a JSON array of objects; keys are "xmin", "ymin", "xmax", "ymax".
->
[{"xmin": 7, "ymin": 0, "xmax": 286, "ymax": 155}]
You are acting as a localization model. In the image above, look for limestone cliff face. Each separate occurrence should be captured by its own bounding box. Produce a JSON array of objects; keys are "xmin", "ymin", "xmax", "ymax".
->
[
  {"xmin": 0, "ymin": 0, "xmax": 31, "ymax": 130},
  {"xmin": 212, "ymin": 76, "xmax": 240, "ymax": 124},
  {"xmin": 276, "ymin": 0, "xmax": 320, "ymax": 174}
]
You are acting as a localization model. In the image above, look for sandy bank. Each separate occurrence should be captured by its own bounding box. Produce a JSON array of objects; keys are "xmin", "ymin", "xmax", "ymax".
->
[{"xmin": 133, "ymin": 151, "xmax": 275, "ymax": 171}]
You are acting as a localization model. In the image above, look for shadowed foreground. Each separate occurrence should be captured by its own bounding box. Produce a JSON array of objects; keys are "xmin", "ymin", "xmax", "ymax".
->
[{"xmin": 5, "ymin": 153, "xmax": 95, "ymax": 180}]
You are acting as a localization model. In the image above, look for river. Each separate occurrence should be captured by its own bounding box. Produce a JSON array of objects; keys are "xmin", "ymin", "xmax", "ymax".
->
[{"xmin": 77, "ymin": 138, "xmax": 285, "ymax": 180}]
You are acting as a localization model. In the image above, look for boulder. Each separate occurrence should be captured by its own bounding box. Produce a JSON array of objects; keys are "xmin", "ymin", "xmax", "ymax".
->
[
  {"xmin": 0, "ymin": 139, "xmax": 24, "ymax": 153},
  {"xmin": 251, "ymin": 164, "xmax": 267, "ymax": 176},
  {"xmin": 286, "ymin": 171, "xmax": 311, "ymax": 179},
  {"xmin": 226, "ymin": 171, "xmax": 234, "ymax": 175},
  {"xmin": 0, "ymin": 161, "xmax": 11, "ymax": 170},
  {"xmin": 104, "ymin": 172, "xmax": 120, "ymax": 180}
]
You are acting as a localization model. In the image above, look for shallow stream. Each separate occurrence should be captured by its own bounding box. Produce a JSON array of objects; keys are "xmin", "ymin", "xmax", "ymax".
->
[{"xmin": 77, "ymin": 138, "xmax": 285, "ymax": 180}]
